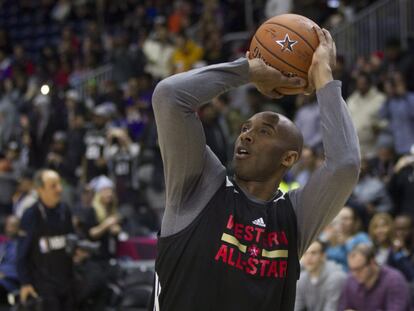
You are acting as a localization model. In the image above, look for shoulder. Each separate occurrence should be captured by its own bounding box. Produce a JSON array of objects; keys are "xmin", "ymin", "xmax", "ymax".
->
[
  {"xmin": 382, "ymin": 265, "xmax": 407, "ymax": 283},
  {"xmin": 21, "ymin": 204, "xmax": 39, "ymax": 221}
]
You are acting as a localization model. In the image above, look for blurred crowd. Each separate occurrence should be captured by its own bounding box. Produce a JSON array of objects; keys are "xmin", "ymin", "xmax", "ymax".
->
[{"xmin": 0, "ymin": 0, "xmax": 413, "ymax": 310}]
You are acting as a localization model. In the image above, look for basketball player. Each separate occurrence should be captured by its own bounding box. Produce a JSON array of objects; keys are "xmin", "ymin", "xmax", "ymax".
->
[{"xmin": 149, "ymin": 28, "xmax": 360, "ymax": 310}]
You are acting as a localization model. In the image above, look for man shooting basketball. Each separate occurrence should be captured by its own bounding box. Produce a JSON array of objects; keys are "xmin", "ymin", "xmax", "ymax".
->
[{"xmin": 149, "ymin": 27, "xmax": 360, "ymax": 311}]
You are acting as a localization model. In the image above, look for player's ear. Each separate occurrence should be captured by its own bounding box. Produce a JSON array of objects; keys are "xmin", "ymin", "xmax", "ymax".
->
[{"xmin": 281, "ymin": 151, "xmax": 299, "ymax": 168}]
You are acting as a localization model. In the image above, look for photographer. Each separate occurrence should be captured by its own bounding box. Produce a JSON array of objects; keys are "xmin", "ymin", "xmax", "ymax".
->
[
  {"xmin": 16, "ymin": 169, "xmax": 74, "ymax": 311},
  {"xmin": 105, "ymin": 128, "xmax": 140, "ymax": 205}
]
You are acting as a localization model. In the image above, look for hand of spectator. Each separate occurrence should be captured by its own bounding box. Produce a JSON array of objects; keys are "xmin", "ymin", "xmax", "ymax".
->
[
  {"xmin": 307, "ymin": 27, "xmax": 336, "ymax": 92},
  {"xmin": 109, "ymin": 224, "xmax": 122, "ymax": 235},
  {"xmin": 104, "ymin": 215, "xmax": 120, "ymax": 228},
  {"xmin": 20, "ymin": 284, "xmax": 38, "ymax": 303},
  {"xmin": 247, "ymin": 51, "xmax": 306, "ymax": 99}
]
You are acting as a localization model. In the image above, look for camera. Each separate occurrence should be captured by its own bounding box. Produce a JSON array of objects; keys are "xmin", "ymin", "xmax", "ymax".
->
[{"xmin": 65, "ymin": 234, "xmax": 100, "ymax": 256}]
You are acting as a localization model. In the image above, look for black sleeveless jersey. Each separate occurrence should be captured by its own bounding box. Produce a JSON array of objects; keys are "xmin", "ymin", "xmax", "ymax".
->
[{"xmin": 150, "ymin": 178, "xmax": 300, "ymax": 311}]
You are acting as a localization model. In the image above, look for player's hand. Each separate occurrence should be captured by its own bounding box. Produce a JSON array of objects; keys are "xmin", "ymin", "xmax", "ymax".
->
[
  {"xmin": 307, "ymin": 27, "xmax": 336, "ymax": 92},
  {"xmin": 247, "ymin": 52, "xmax": 306, "ymax": 98},
  {"xmin": 20, "ymin": 284, "xmax": 38, "ymax": 303}
]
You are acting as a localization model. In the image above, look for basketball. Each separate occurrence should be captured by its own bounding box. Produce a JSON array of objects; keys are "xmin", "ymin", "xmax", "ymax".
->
[{"xmin": 249, "ymin": 14, "xmax": 320, "ymax": 95}]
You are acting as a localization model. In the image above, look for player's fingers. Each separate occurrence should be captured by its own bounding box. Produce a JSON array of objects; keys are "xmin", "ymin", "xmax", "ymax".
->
[
  {"xmin": 314, "ymin": 26, "xmax": 326, "ymax": 45},
  {"xmin": 278, "ymin": 75, "xmax": 306, "ymax": 88},
  {"xmin": 322, "ymin": 28, "xmax": 333, "ymax": 46},
  {"xmin": 246, "ymin": 51, "xmax": 251, "ymax": 59}
]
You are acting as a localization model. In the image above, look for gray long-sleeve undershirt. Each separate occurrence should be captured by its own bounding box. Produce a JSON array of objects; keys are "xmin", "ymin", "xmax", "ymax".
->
[{"xmin": 152, "ymin": 58, "xmax": 360, "ymax": 257}]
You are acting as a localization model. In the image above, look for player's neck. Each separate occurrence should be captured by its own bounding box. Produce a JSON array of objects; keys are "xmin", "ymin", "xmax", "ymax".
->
[{"xmin": 234, "ymin": 176, "xmax": 282, "ymax": 202}]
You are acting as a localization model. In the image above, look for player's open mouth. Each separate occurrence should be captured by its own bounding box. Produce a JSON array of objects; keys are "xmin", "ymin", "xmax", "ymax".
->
[{"xmin": 235, "ymin": 146, "xmax": 250, "ymax": 159}]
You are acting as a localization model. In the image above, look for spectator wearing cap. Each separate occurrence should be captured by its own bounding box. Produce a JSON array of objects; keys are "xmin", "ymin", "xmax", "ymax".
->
[
  {"xmin": 347, "ymin": 72, "xmax": 385, "ymax": 159},
  {"xmin": 338, "ymin": 243, "xmax": 410, "ymax": 311},
  {"xmin": 84, "ymin": 175, "xmax": 121, "ymax": 260},
  {"xmin": 295, "ymin": 240, "xmax": 346, "ymax": 311}
]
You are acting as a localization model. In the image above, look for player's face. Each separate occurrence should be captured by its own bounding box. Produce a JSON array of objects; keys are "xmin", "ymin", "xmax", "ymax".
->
[{"xmin": 233, "ymin": 112, "xmax": 286, "ymax": 181}]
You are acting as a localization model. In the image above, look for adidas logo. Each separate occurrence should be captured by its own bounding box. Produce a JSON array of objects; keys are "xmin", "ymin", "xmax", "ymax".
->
[{"xmin": 252, "ymin": 217, "xmax": 266, "ymax": 228}]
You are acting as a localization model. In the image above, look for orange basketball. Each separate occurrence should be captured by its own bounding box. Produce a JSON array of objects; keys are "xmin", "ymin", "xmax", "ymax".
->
[{"xmin": 249, "ymin": 14, "xmax": 320, "ymax": 95}]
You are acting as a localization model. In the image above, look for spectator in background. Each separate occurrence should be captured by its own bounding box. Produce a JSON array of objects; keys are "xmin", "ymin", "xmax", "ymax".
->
[
  {"xmin": 143, "ymin": 17, "xmax": 174, "ymax": 80},
  {"xmin": 106, "ymin": 128, "xmax": 140, "ymax": 205},
  {"xmin": 82, "ymin": 105, "xmax": 110, "ymax": 182},
  {"xmin": 291, "ymin": 146, "xmax": 318, "ymax": 187},
  {"xmin": 369, "ymin": 213, "xmax": 395, "ymax": 265},
  {"xmin": 87, "ymin": 175, "xmax": 121, "ymax": 260},
  {"xmin": 380, "ymin": 37, "xmax": 412, "ymax": 78},
  {"xmin": 17, "ymin": 169, "xmax": 74, "ymax": 311},
  {"xmin": 0, "ymin": 215, "xmax": 20, "ymax": 304},
  {"xmin": 295, "ymin": 240, "xmax": 346, "ymax": 311},
  {"xmin": 369, "ymin": 213, "xmax": 414, "ymax": 282},
  {"xmin": 0, "ymin": 152, "xmax": 17, "ymax": 215},
  {"xmin": 199, "ymin": 103, "xmax": 229, "ymax": 166},
  {"xmin": 325, "ymin": 206, "xmax": 371, "ymax": 271},
  {"xmin": 109, "ymin": 32, "xmax": 146, "ymax": 85},
  {"xmin": 348, "ymin": 73, "xmax": 385, "ymax": 159},
  {"xmin": 333, "ymin": 55, "xmax": 350, "ymax": 98},
  {"xmin": 380, "ymin": 72, "xmax": 414, "ymax": 156},
  {"xmin": 368, "ymin": 133, "xmax": 397, "ymax": 183},
  {"xmin": 390, "ymin": 214, "xmax": 414, "ymax": 282},
  {"xmin": 294, "ymin": 93, "xmax": 322, "ymax": 150},
  {"xmin": 349, "ymin": 158, "xmax": 393, "ymax": 226},
  {"xmin": 388, "ymin": 154, "xmax": 414, "ymax": 219},
  {"xmin": 339, "ymin": 243, "xmax": 410, "ymax": 311},
  {"xmin": 171, "ymin": 32, "xmax": 203, "ymax": 73},
  {"xmin": 12, "ymin": 168, "xmax": 37, "ymax": 219},
  {"xmin": 27, "ymin": 94, "xmax": 57, "ymax": 168}
]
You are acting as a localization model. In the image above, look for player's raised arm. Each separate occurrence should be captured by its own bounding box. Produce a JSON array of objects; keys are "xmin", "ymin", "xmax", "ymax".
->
[
  {"xmin": 289, "ymin": 28, "xmax": 361, "ymax": 257},
  {"xmin": 152, "ymin": 58, "xmax": 305, "ymax": 236}
]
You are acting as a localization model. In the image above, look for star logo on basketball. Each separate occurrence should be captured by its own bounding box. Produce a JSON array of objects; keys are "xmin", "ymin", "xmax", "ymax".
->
[
  {"xmin": 248, "ymin": 245, "xmax": 260, "ymax": 258},
  {"xmin": 276, "ymin": 34, "xmax": 298, "ymax": 52}
]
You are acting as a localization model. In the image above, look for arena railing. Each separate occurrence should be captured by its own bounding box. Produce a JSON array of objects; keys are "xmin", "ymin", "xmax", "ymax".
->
[
  {"xmin": 69, "ymin": 64, "xmax": 114, "ymax": 100},
  {"xmin": 332, "ymin": 0, "xmax": 413, "ymax": 66}
]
